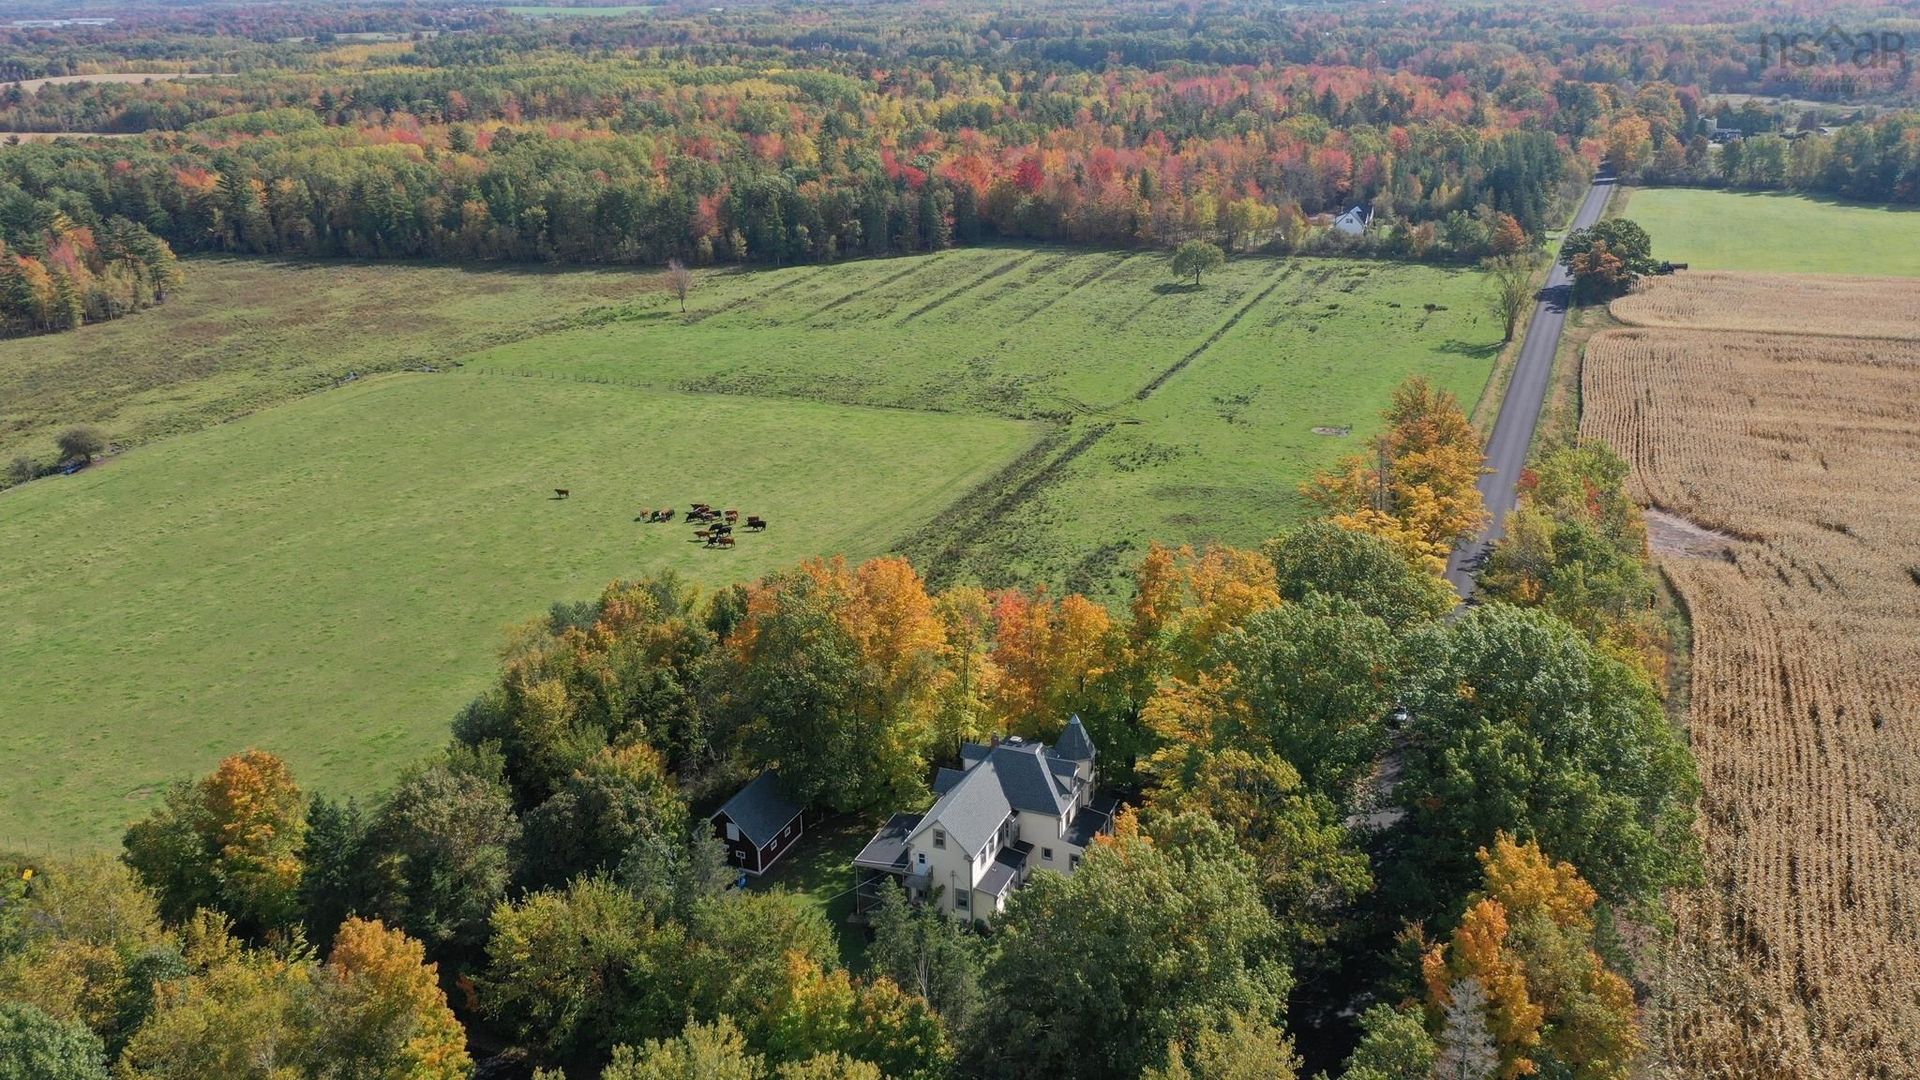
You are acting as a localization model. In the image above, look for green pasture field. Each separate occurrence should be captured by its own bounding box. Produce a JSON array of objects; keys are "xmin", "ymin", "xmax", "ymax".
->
[
  {"xmin": 1625, "ymin": 187, "xmax": 1920, "ymax": 276},
  {"xmin": 0, "ymin": 246, "xmax": 1498, "ymax": 847},
  {"xmin": 0, "ymin": 257, "xmax": 654, "ymax": 471},
  {"xmin": 0, "ymin": 375, "xmax": 1034, "ymax": 848},
  {"xmin": 469, "ymin": 248, "xmax": 1500, "ymax": 590}
]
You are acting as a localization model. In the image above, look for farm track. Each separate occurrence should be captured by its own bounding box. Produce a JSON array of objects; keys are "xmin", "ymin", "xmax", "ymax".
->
[
  {"xmin": 683, "ymin": 269, "xmax": 811, "ymax": 323},
  {"xmin": 898, "ymin": 421, "xmax": 1112, "ymax": 588},
  {"xmin": 895, "ymin": 252, "xmax": 1040, "ymax": 325},
  {"xmin": 1133, "ymin": 266, "xmax": 1295, "ymax": 401},
  {"xmin": 1007, "ymin": 252, "xmax": 1135, "ymax": 326},
  {"xmin": 798, "ymin": 254, "xmax": 951, "ymax": 322}
]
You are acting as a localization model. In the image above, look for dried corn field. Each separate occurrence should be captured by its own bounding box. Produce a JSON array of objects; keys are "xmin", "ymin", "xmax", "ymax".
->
[
  {"xmin": 1582, "ymin": 282, "xmax": 1920, "ymax": 1078},
  {"xmin": 1612, "ymin": 271, "xmax": 1920, "ymax": 341}
]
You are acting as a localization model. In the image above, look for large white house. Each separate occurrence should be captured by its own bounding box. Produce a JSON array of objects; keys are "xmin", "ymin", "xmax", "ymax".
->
[
  {"xmin": 1333, "ymin": 204, "xmax": 1373, "ymax": 237},
  {"xmin": 853, "ymin": 716, "xmax": 1116, "ymax": 923}
]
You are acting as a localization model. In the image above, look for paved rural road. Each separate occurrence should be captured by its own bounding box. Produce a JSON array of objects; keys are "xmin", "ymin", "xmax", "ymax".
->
[{"xmin": 1443, "ymin": 176, "xmax": 1615, "ymax": 598}]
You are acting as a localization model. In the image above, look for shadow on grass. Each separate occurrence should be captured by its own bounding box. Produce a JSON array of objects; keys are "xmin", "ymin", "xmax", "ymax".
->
[
  {"xmin": 1152, "ymin": 281, "xmax": 1203, "ymax": 294},
  {"xmin": 1438, "ymin": 338, "xmax": 1502, "ymax": 360}
]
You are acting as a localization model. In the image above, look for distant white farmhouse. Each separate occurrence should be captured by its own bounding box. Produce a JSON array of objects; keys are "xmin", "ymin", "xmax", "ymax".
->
[
  {"xmin": 853, "ymin": 717, "xmax": 1116, "ymax": 924},
  {"xmin": 1333, "ymin": 204, "xmax": 1373, "ymax": 237}
]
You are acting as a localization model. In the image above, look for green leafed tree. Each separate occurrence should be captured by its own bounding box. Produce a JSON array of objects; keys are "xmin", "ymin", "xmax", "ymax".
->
[
  {"xmin": 362, "ymin": 751, "xmax": 521, "ymax": 959},
  {"xmin": 1170, "ymin": 239, "xmax": 1225, "ymax": 286},
  {"xmin": 976, "ymin": 812, "xmax": 1291, "ymax": 1079},
  {"xmin": 1393, "ymin": 604, "xmax": 1700, "ymax": 913},
  {"xmin": 0, "ymin": 1002, "xmax": 109, "ymax": 1080},
  {"xmin": 866, "ymin": 880, "xmax": 986, "ymax": 1032},
  {"xmin": 1339, "ymin": 1004, "xmax": 1438, "ymax": 1080}
]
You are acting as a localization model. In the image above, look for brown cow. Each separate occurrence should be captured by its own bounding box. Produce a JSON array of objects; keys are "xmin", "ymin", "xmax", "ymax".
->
[{"xmin": 553, "ymin": 488, "xmax": 570, "ymax": 499}]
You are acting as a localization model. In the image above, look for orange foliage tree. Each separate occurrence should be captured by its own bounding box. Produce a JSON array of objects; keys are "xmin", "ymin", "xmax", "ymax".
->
[
  {"xmin": 123, "ymin": 749, "xmax": 308, "ymax": 934},
  {"xmin": 1305, "ymin": 377, "xmax": 1487, "ymax": 573},
  {"xmin": 1422, "ymin": 835, "xmax": 1642, "ymax": 1080}
]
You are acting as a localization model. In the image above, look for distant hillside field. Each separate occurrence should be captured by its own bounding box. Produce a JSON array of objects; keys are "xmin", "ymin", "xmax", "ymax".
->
[
  {"xmin": 1627, "ymin": 188, "xmax": 1920, "ymax": 276},
  {"xmin": 0, "ymin": 247, "xmax": 1499, "ymax": 846},
  {"xmin": 0, "ymin": 257, "xmax": 656, "ymax": 469}
]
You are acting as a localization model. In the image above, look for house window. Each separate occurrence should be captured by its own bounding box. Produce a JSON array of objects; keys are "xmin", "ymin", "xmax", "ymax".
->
[
  {"xmin": 1042, "ymin": 847, "xmax": 1053, "ymax": 861},
  {"xmin": 954, "ymin": 890, "xmax": 970, "ymax": 911},
  {"xmin": 725, "ymin": 822, "xmax": 740, "ymax": 842},
  {"xmin": 782, "ymin": 823, "xmax": 792, "ymax": 838},
  {"xmin": 1069, "ymin": 854, "xmax": 1081, "ymax": 871},
  {"xmin": 932, "ymin": 829, "xmax": 946, "ymax": 850},
  {"xmin": 916, "ymin": 852, "xmax": 927, "ymax": 869}
]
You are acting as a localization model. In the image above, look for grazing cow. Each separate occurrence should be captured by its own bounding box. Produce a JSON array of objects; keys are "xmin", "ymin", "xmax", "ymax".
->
[
  {"xmin": 718, "ymin": 535, "xmax": 736, "ymax": 549},
  {"xmin": 660, "ymin": 508, "xmax": 675, "ymax": 522},
  {"xmin": 724, "ymin": 509, "xmax": 739, "ymax": 522},
  {"xmin": 554, "ymin": 488, "xmax": 570, "ymax": 499},
  {"xmin": 746, "ymin": 516, "xmax": 767, "ymax": 531},
  {"xmin": 695, "ymin": 528, "xmax": 714, "ymax": 541}
]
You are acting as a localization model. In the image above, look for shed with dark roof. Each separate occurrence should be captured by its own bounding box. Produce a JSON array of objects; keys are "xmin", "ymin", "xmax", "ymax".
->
[{"xmin": 713, "ymin": 769, "xmax": 805, "ymax": 875}]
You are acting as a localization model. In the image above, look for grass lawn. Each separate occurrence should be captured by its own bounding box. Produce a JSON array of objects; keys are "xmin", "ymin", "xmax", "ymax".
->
[
  {"xmin": 1625, "ymin": 188, "xmax": 1920, "ymax": 276},
  {"xmin": 0, "ymin": 374, "xmax": 1034, "ymax": 849},
  {"xmin": 0, "ymin": 257, "xmax": 654, "ymax": 469},
  {"xmin": 747, "ymin": 815, "xmax": 888, "ymax": 971}
]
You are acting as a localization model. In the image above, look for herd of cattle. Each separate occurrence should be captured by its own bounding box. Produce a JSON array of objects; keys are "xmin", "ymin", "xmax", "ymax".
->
[
  {"xmin": 642, "ymin": 502, "xmax": 767, "ymax": 549},
  {"xmin": 548, "ymin": 490, "xmax": 767, "ymax": 549}
]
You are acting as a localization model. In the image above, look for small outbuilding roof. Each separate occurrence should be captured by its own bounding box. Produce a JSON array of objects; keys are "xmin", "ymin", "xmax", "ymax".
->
[{"xmin": 713, "ymin": 769, "xmax": 803, "ymax": 846}]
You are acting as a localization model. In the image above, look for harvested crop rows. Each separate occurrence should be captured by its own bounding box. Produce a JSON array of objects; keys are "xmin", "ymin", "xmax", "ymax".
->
[
  {"xmin": 1612, "ymin": 271, "xmax": 1920, "ymax": 341},
  {"xmin": 1583, "ymin": 277, "xmax": 1920, "ymax": 1078}
]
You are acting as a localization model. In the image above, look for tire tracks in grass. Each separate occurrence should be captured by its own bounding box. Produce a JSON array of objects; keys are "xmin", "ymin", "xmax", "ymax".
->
[
  {"xmin": 903, "ymin": 261, "xmax": 1301, "ymax": 584},
  {"xmin": 1132, "ymin": 266, "xmax": 1291, "ymax": 401},
  {"xmin": 897, "ymin": 420, "xmax": 1115, "ymax": 589},
  {"xmin": 1005, "ymin": 252, "xmax": 1135, "ymax": 327},
  {"xmin": 799, "ymin": 253, "xmax": 952, "ymax": 323},
  {"xmin": 894, "ymin": 252, "xmax": 1039, "ymax": 326},
  {"xmin": 682, "ymin": 271, "xmax": 812, "ymax": 324}
]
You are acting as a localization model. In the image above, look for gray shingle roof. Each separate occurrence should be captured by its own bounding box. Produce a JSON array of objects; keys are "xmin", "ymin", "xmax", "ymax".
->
[
  {"xmin": 915, "ymin": 738, "xmax": 1089, "ymax": 853},
  {"xmin": 913, "ymin": 760, "xmax": 1012, "ymax": 854},
  {"xmin": 932, "ymin": 766, "xmax": 967, "ymax": 796},
  {"xmin": 713, "ymin": 769, "xmax": 802, "ymax": 846},
  {"xmin": 854, "ymin": 812, "xmax": 923, "ymax": 871},
  {"xmin": 989, "ymin": 743, "xmax": 1074, "ymax": 817},
  {"xmin": 1053, "ymin": 714, "xmax": 1097, "ymax": 762}
]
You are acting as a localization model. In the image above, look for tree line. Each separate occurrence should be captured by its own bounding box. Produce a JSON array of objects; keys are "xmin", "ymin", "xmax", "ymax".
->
[{"xmin": 0, "ymin": 378, "xmax": 1700, "ymax": 1079}]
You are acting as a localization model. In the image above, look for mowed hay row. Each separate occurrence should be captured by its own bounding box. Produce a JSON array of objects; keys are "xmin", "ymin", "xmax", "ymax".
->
[
  {"xmin": 1582, "ymin": 324, "xmax": 1920, "ymax": 1078},
  {"xmin": 1612, "ymin": 271, "xmax": 1920, "ymax": 342}
]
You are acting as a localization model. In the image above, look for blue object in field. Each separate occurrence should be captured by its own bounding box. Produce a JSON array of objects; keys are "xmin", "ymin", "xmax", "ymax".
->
[
  {"xmin": 734, "ymin": 871, "xmax": 749, "ymax": 890},
  {"xmin": 61, "ymin": 461, "xmax": 83, "ymax": 475}
]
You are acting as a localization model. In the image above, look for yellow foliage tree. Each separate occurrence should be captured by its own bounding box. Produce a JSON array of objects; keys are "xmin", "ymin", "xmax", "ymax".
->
[
  {"xmin": 1423, "ymin": 835, "xmax": 1642, "ymax": 1080},
  {"xmin": 1305, "ymin": 377, "xmax": 1486, "ymax": 574}
]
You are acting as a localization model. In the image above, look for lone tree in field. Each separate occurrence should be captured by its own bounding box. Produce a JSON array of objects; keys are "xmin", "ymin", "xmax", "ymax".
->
[
  {"xmin": 56, "ymin": 425, "xmax": 107, "ymax": 465},
  {"xmin": 1560, "ymin": 218, "xmax": 1655, "ymax": 301},
  {"xmin": 663, "ymin": 258, "xmax": 694, "ymax": 313},
  {"xmin": 1171, "ymin": 240, "xmax": 1225, "ymax": 287},
  {"xmin": 1485, "ymin": 254, "xmax": 1536, "ymax": 341}
]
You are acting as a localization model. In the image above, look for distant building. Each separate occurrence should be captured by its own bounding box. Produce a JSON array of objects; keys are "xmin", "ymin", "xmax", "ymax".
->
[
  {"xmin": 853, "ymin": 716, "xmax": 1117, "ymax": 924},
  {"xmin": 712, "ymin": 769, "xmax": 805, "ymax": 875},
  {"xmin": 1333, "ymin": 204, "xmax": 1373, "ymax": 237}
]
